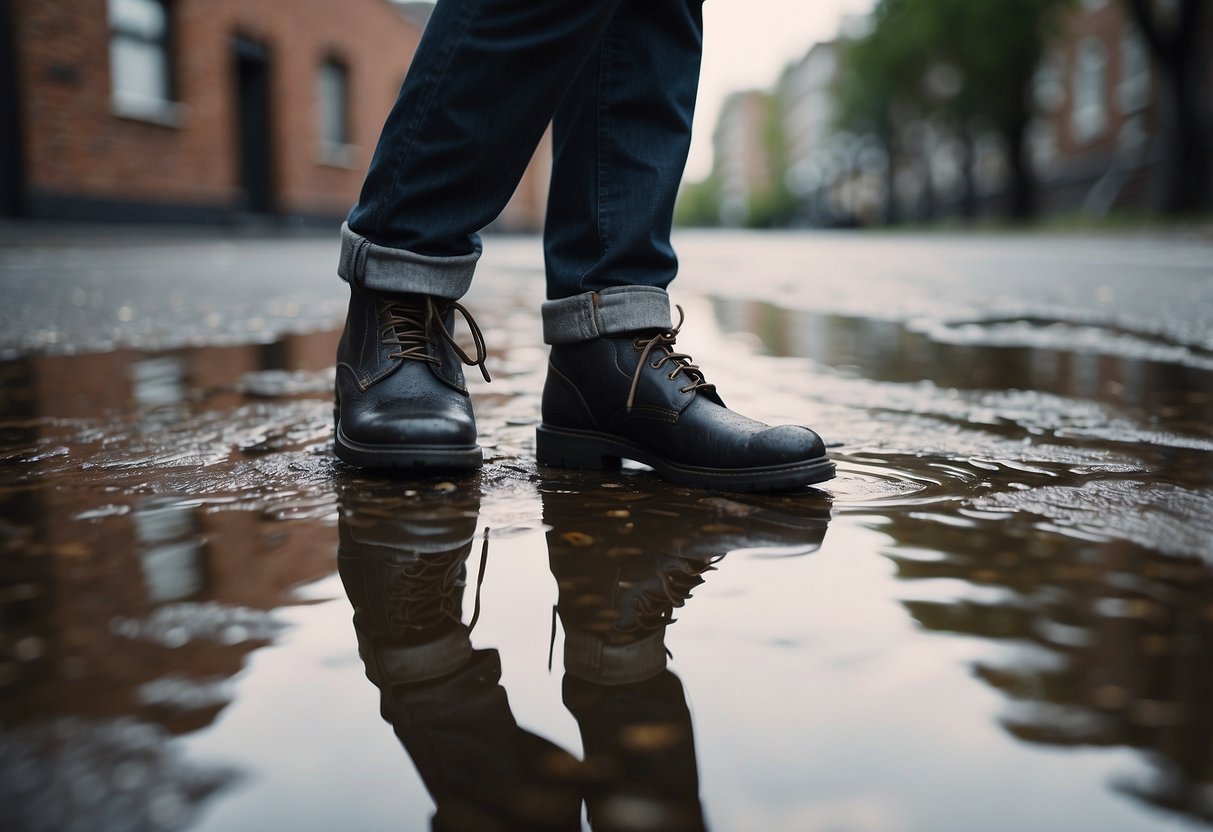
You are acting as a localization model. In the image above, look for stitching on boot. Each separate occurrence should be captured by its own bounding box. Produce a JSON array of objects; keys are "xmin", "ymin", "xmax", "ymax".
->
[{"xmin": 623, "ymin": 405, "xmax": 679, "ymax": 423}]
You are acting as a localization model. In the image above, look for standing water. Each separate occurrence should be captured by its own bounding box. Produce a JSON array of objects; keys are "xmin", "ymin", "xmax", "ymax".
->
[{"xmin": 1, "ymin": 231, "xmax": 1211, "ymax": 831}]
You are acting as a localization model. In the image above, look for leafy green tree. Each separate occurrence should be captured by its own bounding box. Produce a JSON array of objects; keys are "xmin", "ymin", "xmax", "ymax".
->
[
  {"xmin": 1122, "ymin": 0, "xmax": 1213, "ymax": 214},
  {"xmin": 838, "ymin": 0, "xmax": 1073, "ymax": 221},
  {"xmin": 835, "ymin": 0, "xmax": 933, "ymax": 223},
  {"xmin": 948, "ymin": 0, "xmax": 1074, "ymax": 219},
  {"xmin": 674, "ymin": 176, "xmax": 722, "ymax": 227}
]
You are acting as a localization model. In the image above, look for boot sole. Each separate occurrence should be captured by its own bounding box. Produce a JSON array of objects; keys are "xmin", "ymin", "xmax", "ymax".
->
[
  {"xmin": 334, "ymin": 422, "xmax": 483, "ymax": 471},
  {"xmin": 535, "ymin": 423, "xmax": 835, "ymax": 492}
]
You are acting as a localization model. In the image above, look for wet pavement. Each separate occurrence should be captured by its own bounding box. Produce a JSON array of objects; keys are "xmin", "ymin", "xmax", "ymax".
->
[{"xmin": 1, "ymin": 226, "xmax": 1212, "ymax": 831}]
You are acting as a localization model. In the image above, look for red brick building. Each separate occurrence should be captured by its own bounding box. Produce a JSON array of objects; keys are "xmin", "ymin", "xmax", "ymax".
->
[
  {"xmin": 1027, "ymin": 0, "xmax": 1163, "ymax": 213},
  {"xmin": 0, "ymin": 0, "xmax": 549, "ymax": 228}
]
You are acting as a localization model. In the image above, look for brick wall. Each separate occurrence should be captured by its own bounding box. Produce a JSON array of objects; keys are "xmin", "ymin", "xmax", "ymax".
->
[
  {"xmin": 12, "ymin": 0, "xmax": 549, "ymax": 227},
  {"xmin": 1048, "ymin": 1, "xmax": 1155, "ymax": 161}
]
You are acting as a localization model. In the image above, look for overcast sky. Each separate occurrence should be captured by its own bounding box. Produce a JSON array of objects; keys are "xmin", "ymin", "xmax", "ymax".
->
[{"xmin": 690, "ymin": 0, "xmax": 874, "ymax": 179}]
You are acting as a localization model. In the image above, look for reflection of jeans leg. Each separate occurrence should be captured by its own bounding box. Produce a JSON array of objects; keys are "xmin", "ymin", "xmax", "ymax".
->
[
  {"xmin": 346, "ymin": 0, "xmax": 624, "ymax": 273},
  {"xmin": 337, "ymin": 485, "xmax": 583, "ymax": 830},
  {"xmin": 564, "ymin": 670, "xmax": 706, "ymax": 832},
  {"xmin": 544, "ymin": 0, "xmax": 704, "ymax": 300},
  {"xmin": 381, "ymin": 650, "xmax": 584, "ymax": 832}
]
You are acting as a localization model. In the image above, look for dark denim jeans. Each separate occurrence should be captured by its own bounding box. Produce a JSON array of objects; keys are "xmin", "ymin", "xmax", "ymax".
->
[{"xmin": 344, "ymin": 0, "xmax": 704, "ymax": 305}]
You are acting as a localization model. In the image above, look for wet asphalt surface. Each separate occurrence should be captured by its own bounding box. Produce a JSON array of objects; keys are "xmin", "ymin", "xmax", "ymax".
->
[{"xmin": 1, "ymin": 224, "xmax": 1212, "ymax": 831}]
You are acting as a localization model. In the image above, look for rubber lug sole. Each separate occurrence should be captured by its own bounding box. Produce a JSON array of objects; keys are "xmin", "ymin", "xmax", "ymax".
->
[
  {"xmin": 535, "ymin": 423, "xmax": 835, "ymax": 492},
  {"xmin": 334, "ymin": 422, "xmax": 482, "ymax": 470}
]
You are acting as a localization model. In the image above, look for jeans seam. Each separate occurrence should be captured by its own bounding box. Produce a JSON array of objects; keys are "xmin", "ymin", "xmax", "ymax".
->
[
  {"xmin": 371, "ymin": 0, "xmax": 482, "ymax": 239},
  {"xmin": 583, "ymin": 17, "xmax": 614, "ymax": 295}
]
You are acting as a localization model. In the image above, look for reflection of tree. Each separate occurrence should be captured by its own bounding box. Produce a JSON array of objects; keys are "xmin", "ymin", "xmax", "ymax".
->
[
  {"xmin": 885, "ymin": 514, "xmax": 1213, "ymax": 825},
  {"xmin": 712, "ymin": 297, "xmax": 1213, "ymax": 423}
]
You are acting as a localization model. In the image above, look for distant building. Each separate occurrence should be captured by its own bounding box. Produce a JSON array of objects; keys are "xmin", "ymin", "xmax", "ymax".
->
[
  {"xmin": 778, "ymin": 41, "xmax": 853, "ymax": 225},
  {"xmin": 711, "ymin": 90, "xmax": 773, "ymax": 227},
  {"xmin": 694, "ymin": 0, "xmax": 1211, "ymax": 227},
  {"xmin": 1029, "ymin": 0, "xmax": 1161, "ymax": 214},
  {"xmin": 781, "ymin": 41, "xmax": 840, "ymax": 201},
  {"xmin": 0, "ymin": 0, "xmax": 548, "ymax": 229}
]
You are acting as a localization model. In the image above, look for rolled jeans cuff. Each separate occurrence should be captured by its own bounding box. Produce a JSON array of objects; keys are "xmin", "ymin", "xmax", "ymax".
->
[
  {"xmin": 337, "ymin": 222, "xmax": 479, "ymax": 300},
  {"xmin": 542, "ymin": 286, "xmax": 673, "ymax": 345}
]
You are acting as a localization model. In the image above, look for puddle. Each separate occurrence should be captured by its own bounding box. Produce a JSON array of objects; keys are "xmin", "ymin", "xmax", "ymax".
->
[{"xmin": 1, "ymin": 278, "xmax": 1211, "ymax": 831}]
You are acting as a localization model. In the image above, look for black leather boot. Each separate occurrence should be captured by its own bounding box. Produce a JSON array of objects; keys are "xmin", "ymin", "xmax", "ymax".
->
[
  {"xmin": 337, "ymin": 486, "xmax": 485, "ymax": 684},
  {"xmin": 333, "ymin": 287, "xmax": 490, "ymax": 470},
  {"xmin": 536, "ymin": 308, "xmax": 835, "ymax": 491}
]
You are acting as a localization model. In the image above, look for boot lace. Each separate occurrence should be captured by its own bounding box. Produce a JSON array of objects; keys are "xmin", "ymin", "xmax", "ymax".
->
[
  {"xmin": 386, "ymin": 530, "xmax": 490, "ymax": 632},
  {"xmin": 627, "ymin": 559, "xmax": 720, "ymax": 634},
  {"xmin": 378, "ymin": 296, "xmax": 491, "ymax": 383},
  {"xmin": 626, "ymin": 305, "xmax": 715, "ymax": 411}
]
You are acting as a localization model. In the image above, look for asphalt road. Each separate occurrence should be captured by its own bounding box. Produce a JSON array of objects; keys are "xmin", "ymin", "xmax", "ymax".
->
[{"xmin": 2, "ymin": 224, "xmax": 1210, "ymax": 357}]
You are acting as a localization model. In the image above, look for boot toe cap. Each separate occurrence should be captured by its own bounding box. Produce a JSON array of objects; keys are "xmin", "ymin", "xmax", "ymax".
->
[
  {"xmin": 350, "ymin": 412, "xmax": 477, "ymax": 448},
  {"xmin": 750, "ymin": 424, "xmax": 827, "ymax": 465}
]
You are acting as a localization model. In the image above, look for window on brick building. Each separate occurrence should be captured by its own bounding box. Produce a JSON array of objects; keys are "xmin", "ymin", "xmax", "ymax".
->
[
  {"xmin": 316, "ymin": 59, "xmax": 354, "ymax": 166},
  {"xmin": 1117, "ymin": 30, "xmax": 1151, "ymax": 115},
  {"xmin": 1071, "ymin": 37, "xmax": 1108, "ymax": 144},
  {"xmin": 108, "ymin": 0, "xmax": 179, "ymax": 124}
]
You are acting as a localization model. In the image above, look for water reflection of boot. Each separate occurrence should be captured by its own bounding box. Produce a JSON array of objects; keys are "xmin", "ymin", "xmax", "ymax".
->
[
  {"xmin": 544, "ymin": 477, "xmax": 830, "ymax": 685},
  {"xmin": 545, "ymin": 483, "xmax": 796, "ymax": 832},
  {"xmin": 550, "ymin": 535, "xmax": 716, "ymax": 687},
  {"xmin": 338, "ymin": 486, "xmax": 481, "ymax": 686},
  {"xmin": 550, "ymin": 537, "xmax": 706, "ymax": 832},
  {"xmin": 338, "ymin": 485, "xmax": 582, "ymax": 831}
]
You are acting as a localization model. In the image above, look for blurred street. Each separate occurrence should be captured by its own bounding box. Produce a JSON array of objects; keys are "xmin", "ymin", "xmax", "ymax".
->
[
  {"xmin": 4, "ymin": 223, "xmax": 1211, "ymax": 356},
  {"xmin": 2, "ymin": 226, "xmax": 1213, "ymax": 832}
]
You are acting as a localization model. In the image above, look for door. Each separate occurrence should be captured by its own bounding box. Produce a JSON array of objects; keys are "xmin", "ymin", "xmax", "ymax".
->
[
  {"xmin": 0, "ymin": 0, "xmax": 24, "ymax": 217},
  {"xmin": 233, "ymin": 36, "xmax": 273, "ymax": 215}
]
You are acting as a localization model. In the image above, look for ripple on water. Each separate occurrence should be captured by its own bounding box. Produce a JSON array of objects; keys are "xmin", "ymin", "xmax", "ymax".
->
[
  {"xmin": 973, "ymin": 480, "xmax": 1213, "ymax": 562},
  {"xmin": 920, "ymin": 317, "xmax": 1213, "ymax": 373},
  {"xmin": 824, "ymin": 449, "xmax": 1086, "ymax": 511}
]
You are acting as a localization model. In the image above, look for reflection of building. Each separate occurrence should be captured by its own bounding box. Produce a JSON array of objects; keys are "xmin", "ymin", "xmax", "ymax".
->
[
  {"xmin": 0, "ymin": 332, "xmax": 344, "ymax": 830},
  {"xmin": 0, "ymin": 0, "xmax": 549, "ymax": 229},
  {"xmin": 6, "ymin": 329, "xmax": 338, "ymax": 420}
]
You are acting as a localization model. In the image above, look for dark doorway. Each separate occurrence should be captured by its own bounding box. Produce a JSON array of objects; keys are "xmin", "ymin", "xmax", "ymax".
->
[
  {"xmin": 0, "ymin": 0, "xmax": 25, "ymax": 217},
  {"xmin": 233, "ymin": 37, "xmax": 274, "ymax": 215}
]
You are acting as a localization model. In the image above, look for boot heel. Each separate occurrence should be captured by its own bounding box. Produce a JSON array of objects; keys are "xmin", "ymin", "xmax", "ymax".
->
[{"xmin": 536, "ymin": 426, "xmax": 621, "ymax": 471}]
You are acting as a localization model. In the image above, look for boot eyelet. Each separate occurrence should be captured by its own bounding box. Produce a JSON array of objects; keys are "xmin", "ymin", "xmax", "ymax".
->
[
  {"xmin": 651, "ymin": 361, "xmax": 662, "ymax": 369},
  {"xmin": 667, "ymin": 371, "xmax": 677, "ymax": 380}
]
